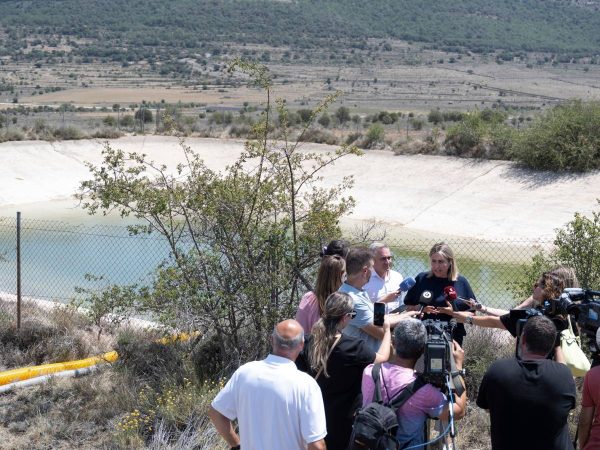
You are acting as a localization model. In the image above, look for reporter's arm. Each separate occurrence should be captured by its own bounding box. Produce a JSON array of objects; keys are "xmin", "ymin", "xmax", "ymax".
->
[
  {"xmin": 374, "ymin": 319, "xmax": 392, "ymax": 363},
  {"xmin": 387, "ymin": 310, "xmax": 420, "ymax": 326},
  {"xmin": 515, "ymin": 295, "xmax": 534, "ymax": 310},
  {"xmin": 208, "ymin": 406, "xmax": 240, "ymax": 448},
  {"xmin": 578, "ymin": 406, "xmax": 594, "ymax": 450},
  {"xmin": 553, "ymin": 345, "xmax": 566, "ymax": 364},
  {"xmin": 307, "ymin": 439, "xmax": 327, "ymax": 450},
  {"xmin": 479, "ymin": 305, "xmax": 509, "ymax": 317},
  {"xmin": 378, "ymin": 291, "xmax": 399, "ymax": 304}
]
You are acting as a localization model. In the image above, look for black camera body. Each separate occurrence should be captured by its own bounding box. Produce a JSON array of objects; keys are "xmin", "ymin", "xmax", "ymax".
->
[
  {"xmin": 543, "ymin": 288, "xmax": 600, "ymax": 365},
  {"xmin": 421, "ymin": 319, "xmax": 456, "ymax": 389}
]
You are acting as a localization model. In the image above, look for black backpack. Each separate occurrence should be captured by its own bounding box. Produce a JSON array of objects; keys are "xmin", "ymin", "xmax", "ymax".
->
[{"xmin": 348, "ymin": 363, "xmax": 426, "ymax": 450}]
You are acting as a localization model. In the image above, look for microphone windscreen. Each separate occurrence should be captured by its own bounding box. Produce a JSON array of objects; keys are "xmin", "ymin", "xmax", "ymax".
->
[
  {"xmin": 399, "ymin": 277, "xmax": 416, "ymax": 292},
  {"xmin": 443, "ymin": 286, "xmax": 457, "ymax": 301},
  {"xmin": 419, "ymin": 290, "xmax": 433, "ymax": 305}
]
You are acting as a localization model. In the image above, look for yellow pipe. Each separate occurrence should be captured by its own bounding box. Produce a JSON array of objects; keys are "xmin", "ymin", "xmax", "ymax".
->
[
  {"xmin": 0, "ymin": 331, "xmax": 200, "ymax": 387},
  {"xmin": 0, "ymin": 351, "xmax": 118, "ymax": 386}
]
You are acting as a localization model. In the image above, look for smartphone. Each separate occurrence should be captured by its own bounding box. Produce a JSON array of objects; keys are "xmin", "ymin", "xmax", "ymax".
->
[{"xmin": 374, "ymin": 302, "xmax": 386, "ymax": 326}]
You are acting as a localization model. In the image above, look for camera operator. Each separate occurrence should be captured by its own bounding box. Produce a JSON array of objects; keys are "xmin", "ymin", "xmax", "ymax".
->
[
  {"xmin": 360, "ymin": 319, "xmax": 467, "ymax": 449},
  {"xmin": 477, "ymin": 316, "xmax": 576, "ymax": 450}
]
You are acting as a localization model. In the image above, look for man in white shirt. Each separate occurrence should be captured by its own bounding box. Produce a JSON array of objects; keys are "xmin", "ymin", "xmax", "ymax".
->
[
  {"xmin": 363, "ymin": 242, "xmax": 404, "ymax": 313},
  {"xmin": 208, "ymin": 319, "xmax": 327, "ymax": 450}
]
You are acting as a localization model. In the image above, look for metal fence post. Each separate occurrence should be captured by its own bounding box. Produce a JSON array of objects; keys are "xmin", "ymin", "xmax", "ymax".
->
[{"xmin": 16, "ymin": 211, "xmax": 21, "ymax": 330}]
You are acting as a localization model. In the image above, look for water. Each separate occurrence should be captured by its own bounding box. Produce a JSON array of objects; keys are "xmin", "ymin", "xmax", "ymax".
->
[
  {"xmin": 0, "ymin": 215, "xmax": 528, "ymax": 310},
  {"xmin": 0, "ymin": 217, "xmax": 172, "ymax": 302}
]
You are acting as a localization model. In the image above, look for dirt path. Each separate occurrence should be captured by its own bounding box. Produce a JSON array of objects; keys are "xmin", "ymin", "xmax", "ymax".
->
[{"xmin": 1, "ymin": 136, "xmax": 599, "ymax": 241}]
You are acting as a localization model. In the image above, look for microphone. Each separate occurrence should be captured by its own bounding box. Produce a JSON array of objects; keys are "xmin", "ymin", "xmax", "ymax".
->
[
  {"xmin": 399, "ymin": 277, "xmax": 416, "ymax": 292},
  {"xmin": 418, "ymin": 290, "xmax": 433, "ymax": 313},
  {"xmin": 448, "ymin": 318, "xmax": 458, "ymax": 333},
  {"xmin": 443, "ymin": 286, "xmax": 478, "ymax": 311},
  {"xmin": 443, "ymin": 286, "xmax": 458, "ymax": 311}
]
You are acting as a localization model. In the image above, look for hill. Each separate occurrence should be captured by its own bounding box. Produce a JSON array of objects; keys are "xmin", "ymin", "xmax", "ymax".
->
[{"xmin": 1, "ymin": 0, "xmax": 600, "ymax": 63}]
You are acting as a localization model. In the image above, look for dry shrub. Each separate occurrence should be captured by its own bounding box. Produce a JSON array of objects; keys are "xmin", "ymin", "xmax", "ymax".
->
[
  {"xmin": 297, "ymin": 128, "xmax": 339, "ymax": 145},
  {"xmin": 462, "ymin": 326, "xmax": 513, "ymax": 400},
  {"xmin": 392, "ymin": 135, "xmax": 440, "ymax": 155},
  {"xmin": 0, "ymin": 370, "xmax": 129, "ymax": 449},
  {"xmin": 92, "ymin": 128, "xmax": 125, "ymax": 139},
  {"xmin": 115, "ymin": 330, "xmax": 188, "ymax": 389},
  {"xmin": 454, "ymin": 404, "xmax": 492, "ymax": 450},
  {"xmin": 0, "ymin": 319, "xmax": 92, "ymax": 368}
]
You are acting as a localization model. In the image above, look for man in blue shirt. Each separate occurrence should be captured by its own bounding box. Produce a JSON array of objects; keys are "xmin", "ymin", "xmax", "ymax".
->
[{"xmin": 340, "ymin": 247, "xmax": 417, "ymax": 352}]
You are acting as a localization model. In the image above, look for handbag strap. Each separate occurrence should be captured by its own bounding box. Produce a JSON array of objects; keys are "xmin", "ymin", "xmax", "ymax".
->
[
  {"xmin": 567, "ymin": 314, "xmax": 574, "ymax": 334},
  {"xmin": 564, "ymin": 314, "xmax": 581, "ymax": 346},
  {"xmin": 314, "ymin": 334, "xmax": 342, "ymax": 379}
]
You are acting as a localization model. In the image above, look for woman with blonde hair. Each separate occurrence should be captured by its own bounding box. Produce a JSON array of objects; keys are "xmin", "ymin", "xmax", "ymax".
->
[
  {"xmin": 296, "ymin": 292, "xmax": 392, "ymax": 450},
  {"xmin": 403, "ymin": 242, "xmax": 476, "ymax": 345},
  {"xmin": 295, "ymin": 255, "xmax": 346, "ymax": 333}
]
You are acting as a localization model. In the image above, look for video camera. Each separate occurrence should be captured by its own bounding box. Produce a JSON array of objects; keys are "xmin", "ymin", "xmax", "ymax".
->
[
  {"xmin": 514, "ymin": 287, "xmax": 600, "ymax": 363},
  {"xmin": 421, "ymin": 318, "xmax": 457, "ymax": 390}
]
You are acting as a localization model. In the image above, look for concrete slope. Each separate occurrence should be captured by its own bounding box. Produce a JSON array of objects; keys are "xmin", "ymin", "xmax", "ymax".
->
[{"xmin": 1, "ymin": 136, "xmax": 599, "ymax": 241}]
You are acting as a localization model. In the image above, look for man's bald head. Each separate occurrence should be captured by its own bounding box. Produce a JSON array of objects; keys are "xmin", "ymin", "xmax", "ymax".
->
[{"xmin": 272, "ymin": 319, "xmax": 305, "ymax": 359}]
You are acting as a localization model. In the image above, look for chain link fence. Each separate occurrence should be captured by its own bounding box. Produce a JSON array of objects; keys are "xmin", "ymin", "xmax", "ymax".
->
[{"xmin": 0, "ymin": 214, "xmax": 552, "ymax": 330}]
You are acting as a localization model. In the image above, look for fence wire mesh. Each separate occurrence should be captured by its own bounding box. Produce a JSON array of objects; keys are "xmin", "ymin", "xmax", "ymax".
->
[{"xmin": 0, "ymin": 215, "xmax": 553, "ymax": 329}]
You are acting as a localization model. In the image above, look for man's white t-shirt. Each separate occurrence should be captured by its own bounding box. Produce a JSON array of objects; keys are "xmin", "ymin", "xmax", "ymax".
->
[
  {"xmin": 363, "ymin": 269, "xmax": 404, "ymax": 313},
  {"xmin": 212, "ymin": 354, "xmax": 327, "ymax": 450}
]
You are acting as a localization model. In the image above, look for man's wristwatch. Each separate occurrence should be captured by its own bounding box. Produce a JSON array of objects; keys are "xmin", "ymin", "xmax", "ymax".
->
[
  {"xmin": 466, "ymin": 315, "xmax": 473, "ymax": 325},
  {"xmin": 230, "ymin": 446, "xmax": 241, "ymax": 450}
]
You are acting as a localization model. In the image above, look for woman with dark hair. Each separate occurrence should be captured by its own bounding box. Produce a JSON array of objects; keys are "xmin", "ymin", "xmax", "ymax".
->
[
  {"xmin": 403, "ymin": 242, "xmax": 476, "ymax": 345},
  {"xmin": 295, "ymin": 255, "xmax": 346, "ymax": 333},
  {"xmin": 296, "ymin": 292, "xmax": 392, "ymax": 450},
  {"xmin": 320, "ymin": 239, "xmax": 349, "ymax": 259}
]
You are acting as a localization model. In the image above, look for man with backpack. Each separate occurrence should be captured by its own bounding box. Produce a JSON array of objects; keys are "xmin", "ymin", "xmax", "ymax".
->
[{"xmin": 358, "ymin": 319, "xmax": 467, "ymax": 449}]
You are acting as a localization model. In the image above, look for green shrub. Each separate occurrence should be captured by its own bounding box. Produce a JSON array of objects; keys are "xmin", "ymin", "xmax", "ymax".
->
[
  {"xmin": 511, "ymin": 100, "xmax": 600, "ymax": 172},
  {"xmin": 445, "ymin": 114, "xmax": 485, "ymax": 155},
  {"xmin": 365, "ymin": 123, "xmax": 385, "ymax": 147},
  {"xmin": 318, "ymin": 113, "xmax": 331, "ymax": 128},
  {"xmin": 554, "ymin": 204, "xmax": 600, "ymax": 288},
  {"xmin": 428, "ymin": 109, "xmax": 443, "ymax": 125}
]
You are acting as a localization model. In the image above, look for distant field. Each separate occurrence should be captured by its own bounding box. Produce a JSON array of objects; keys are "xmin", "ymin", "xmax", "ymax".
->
[{"xmin": 4, "ymin": 47, "xmax": 600, "ymax": 114}]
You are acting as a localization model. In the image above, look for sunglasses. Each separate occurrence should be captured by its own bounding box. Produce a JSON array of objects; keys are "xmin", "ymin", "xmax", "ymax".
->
[{"xmin": 346, "ymin": 310, "xmax": 357, "ymax": 319}]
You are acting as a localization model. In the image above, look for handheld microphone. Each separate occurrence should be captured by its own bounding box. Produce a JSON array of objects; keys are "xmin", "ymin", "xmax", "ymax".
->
[
  {"xmin": 443, "ymin": 286, "xmax": 478, "ymax": 311},
  {"xmin": 418, "ymin": 290, "xmax": 433, "ymax": 313},
  {"xmin": 443, "ymin": 286, "xmax": 458, "ymax": 311},
  {"xmin": 399, "ymin": 277, "xmax": 416, "ymax": 292}
]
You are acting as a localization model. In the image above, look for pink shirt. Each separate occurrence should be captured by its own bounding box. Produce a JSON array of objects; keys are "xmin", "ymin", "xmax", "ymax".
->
[
  {"xmin": 295, "ymin": 291, "xmax": 321, "ymax": 334},
  {"xmin": 361, "ymin": 363, "xmax": 446, "ymax": 447},
  {"xmin": 582, "ymin": 366, "xmax": 600, "ymax": 449}
]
